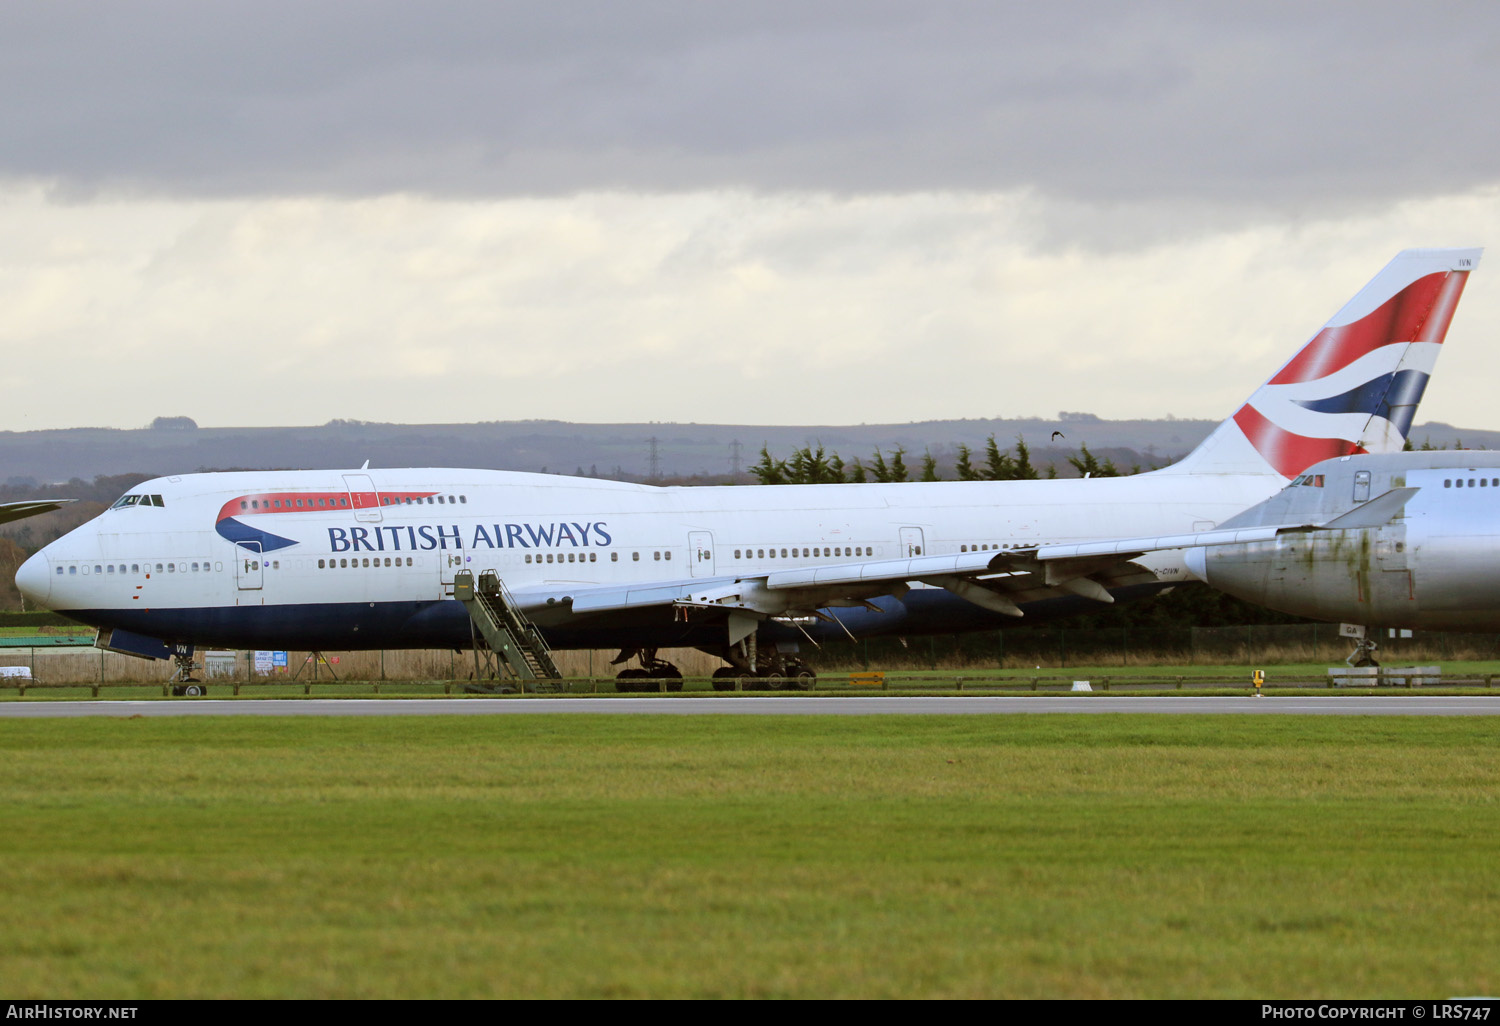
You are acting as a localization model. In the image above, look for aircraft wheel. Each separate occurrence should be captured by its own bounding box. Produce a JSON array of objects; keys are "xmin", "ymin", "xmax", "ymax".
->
[
  {"xmin": 172, "ymin": 683, "xmax": 206, "ymax": 697},
  {"xmin": 646, "ymin": 662, "xmax": 683, "ymax": 692},
  {"xmin": 790, "ymin": 665, "xmax": 817, "ymax": 691},
  {"xmin": 711, "ymin": 667, "xmax": 737, "ymax": 692},
  {"xmin": 615, "ymin": 669, "xmax": 648, "ymax": 693}
]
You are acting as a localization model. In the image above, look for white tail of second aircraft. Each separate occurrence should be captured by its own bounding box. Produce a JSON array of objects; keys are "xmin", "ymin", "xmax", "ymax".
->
[{"xmin": 1161, "ymin": 247, "xmax": 1481, "ymax": 479}]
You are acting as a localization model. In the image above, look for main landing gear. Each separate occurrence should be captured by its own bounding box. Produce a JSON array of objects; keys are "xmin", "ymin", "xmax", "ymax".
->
[
  {"xmin": 611, "ymin": 647, "xmax": 684, "ymax": 692},
  {"xmin": 710, "ymin": 660, "xmax": 816, "ymax": 691},
  {"xmin": 710, "ymin": 636, "xmax": 817, "ymax": 692},
  {"xmin": 168, "ymin": 650, "xmax": 206, "ymax": 697}
]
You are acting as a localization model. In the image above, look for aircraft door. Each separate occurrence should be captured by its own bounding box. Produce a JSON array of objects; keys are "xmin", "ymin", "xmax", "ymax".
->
[
  {"xmin": 1353, "ymin": 471, "xmax": 1372, "ymax": 503},
  {"xmin": 236, "ymin": 542, "xmax": 264, "ymax": 591},
  {"xmin": 343, "ymin": 474, "xmax": 382, "ymax": 523},
  {"xmin": 900, "ymin": 527, "xmax": 925, "ymax": 557},
  {"xmin": 440, "ymin": 551, "xmax": 466, "ymax": 591},
  {"xmin": 689, "ymin": 531, "xmax": 715, "ymax": 577}
]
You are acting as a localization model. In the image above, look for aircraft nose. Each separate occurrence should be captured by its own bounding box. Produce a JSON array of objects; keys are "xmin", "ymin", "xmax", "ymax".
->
[{"xmin": 16, "ymin": 551, "xmax": 51, "ymax": 607}]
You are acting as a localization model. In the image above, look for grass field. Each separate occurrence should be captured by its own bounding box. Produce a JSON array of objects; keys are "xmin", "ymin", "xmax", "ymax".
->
[{"xmin": 1, "ymin": 714, "xmax": 1497, "ymax": 998}]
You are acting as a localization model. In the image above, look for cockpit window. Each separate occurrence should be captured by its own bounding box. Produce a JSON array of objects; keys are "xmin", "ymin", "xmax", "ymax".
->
[{"xmin": 110, "ymin": 493, "xmax": 166, "ymax": 508}]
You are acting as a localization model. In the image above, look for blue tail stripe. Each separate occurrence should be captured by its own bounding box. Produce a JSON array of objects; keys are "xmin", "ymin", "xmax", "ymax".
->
[{"xmin": 1294, "ymin": 369, "xmax": 1429, "ymax": 437}]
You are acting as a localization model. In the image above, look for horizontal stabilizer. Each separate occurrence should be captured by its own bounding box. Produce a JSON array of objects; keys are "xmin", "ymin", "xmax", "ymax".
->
[
  {"xmin": 0, "ymin": 499, "xmax": 74, "ymax": 526},
  {"xmin": 1317, "ymin": 487, "xmax": 1419, "ymax": 530}
]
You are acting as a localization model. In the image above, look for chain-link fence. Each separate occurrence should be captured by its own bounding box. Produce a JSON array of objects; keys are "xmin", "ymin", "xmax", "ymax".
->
[
  {"xmin": 808, "ymin": 625, "xmax": 1500, "ymax": 671},
  {"xmin": 3, "ymin": 625, "xmax": 1498, "ymax": 684}
]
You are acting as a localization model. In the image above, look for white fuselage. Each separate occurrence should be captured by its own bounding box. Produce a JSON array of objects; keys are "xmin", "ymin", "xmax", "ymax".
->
[{"xmin": 18, "ymin": 466, "xmax": 1277, "ymax": 653}]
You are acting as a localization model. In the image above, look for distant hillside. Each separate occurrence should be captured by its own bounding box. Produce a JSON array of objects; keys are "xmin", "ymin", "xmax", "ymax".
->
[{"xmin": 0, "ymin": 417, "xmax": 1491, "ymax": 486}]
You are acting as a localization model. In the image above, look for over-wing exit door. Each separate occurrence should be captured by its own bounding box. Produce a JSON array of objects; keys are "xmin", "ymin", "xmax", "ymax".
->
[
  {"xmin": 689, "ymin": 531, "xmax": 715, "ymax": 577},
  {"xmin": 900, "ymin": 527, "xmax": 925, "ymax": 557}
]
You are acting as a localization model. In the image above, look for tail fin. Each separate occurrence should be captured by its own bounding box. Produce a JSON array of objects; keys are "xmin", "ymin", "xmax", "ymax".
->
[{"xmin": 1162, "ymin": 247, "xmax": 1481, "ymax": 478}]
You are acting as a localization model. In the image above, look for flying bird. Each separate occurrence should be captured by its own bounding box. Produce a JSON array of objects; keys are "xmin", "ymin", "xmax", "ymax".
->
[{"xmin": 1051, "ymin": 431, "xmax": 1065, "ymax": 441}]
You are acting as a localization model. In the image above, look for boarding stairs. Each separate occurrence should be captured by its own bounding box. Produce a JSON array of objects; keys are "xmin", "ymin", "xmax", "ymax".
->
[{"xmin": 454, "ymin": 570, "xmax": 565, "ymax": 692}]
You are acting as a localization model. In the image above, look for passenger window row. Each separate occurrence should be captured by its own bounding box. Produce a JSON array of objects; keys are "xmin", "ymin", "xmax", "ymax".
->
[
  {"xmin": 319, "ymin": 557, "xmax": 415, "ymax": 568},
  {"xmin": 244, "ymin": 497, "xmax": 347, "ymax": 510},
  {"xmin": 1444, "ymin": 478, "xmax": 1499, "ymax": 488},
  {"xmin": 238, "ymin": 494, "xmax": 469, "ymax": 511},
  {"xmin": 732, "ymin": 546, "xmax": 874, "ymax": 559},
  {"xmin": 381, "ymin": 494, "xmax": 467, "ymax": 505},
  {"xmin": 523, "ymin": 551, "xmax": 670, "ymax": 563},
  {"xmin": 60, "ymin": 561, "xmax": 223, "ymax": 575}
]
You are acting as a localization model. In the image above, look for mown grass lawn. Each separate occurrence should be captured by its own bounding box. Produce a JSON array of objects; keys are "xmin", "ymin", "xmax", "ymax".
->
[{"xmin": 0, "ymin": 715, "xmax": 1496, "ymax": 998}]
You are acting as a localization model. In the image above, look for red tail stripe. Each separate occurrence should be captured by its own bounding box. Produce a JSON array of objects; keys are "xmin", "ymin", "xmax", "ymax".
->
[
  {"xmin": 1269, "ymin": 271, "xmax": 1467, "ymax": 385},
  {"xmin": 1233, "ymin": 405, "xmax": 1365, "ymax": 479}
]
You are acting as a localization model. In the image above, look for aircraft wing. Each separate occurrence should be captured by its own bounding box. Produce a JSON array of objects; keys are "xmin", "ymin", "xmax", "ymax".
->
[
  {"xmin": 514, "ymin": 528, "xmax": 1270, "ymax": 624},
  {"xmin": 0, "ymin": 499, "xmax": 74, "ymax": 526},
  {"xmin": 516, "ymin": 488, "xmax": 1419, "ymax": 628}
]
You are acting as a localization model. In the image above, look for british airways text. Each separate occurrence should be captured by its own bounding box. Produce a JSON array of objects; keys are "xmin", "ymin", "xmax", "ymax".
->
[{"xmin": 327, "ymin": 522, "xmax": 612, "ymax": 552}]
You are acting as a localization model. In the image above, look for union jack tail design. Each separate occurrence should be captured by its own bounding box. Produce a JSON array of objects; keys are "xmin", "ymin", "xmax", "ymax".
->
[{"xmin": 1164, "ymin": 248, "xmax": 1481, "ymax": 479}]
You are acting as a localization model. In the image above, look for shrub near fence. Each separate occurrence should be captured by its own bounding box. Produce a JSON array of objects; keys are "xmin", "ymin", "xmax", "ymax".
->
[
  {"xmin": 4, "ymin": 625, "xmax": 1500, "ymax": 685},
  {"xmin": 809, "ymin": 625, "xmax": 1500, "ymax": 671}
]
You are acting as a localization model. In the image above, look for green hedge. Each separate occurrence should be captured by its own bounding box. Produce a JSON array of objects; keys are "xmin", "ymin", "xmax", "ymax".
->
[{"xmin": 0, "ymin": 610, "xmax": 83, "ymax": 628}]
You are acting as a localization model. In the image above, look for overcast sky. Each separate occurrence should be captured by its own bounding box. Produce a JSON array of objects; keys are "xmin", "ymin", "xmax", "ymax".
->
[{"xmin": 3, "ymin": 2, "xmax": 1499, "ymax": 432}]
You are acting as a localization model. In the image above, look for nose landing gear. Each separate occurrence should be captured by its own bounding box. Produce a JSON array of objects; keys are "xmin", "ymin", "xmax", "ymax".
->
[
  {"xmin": 1342, "ymin": 624, "xmax": 1380, "ymax": 668},
  {"xmin": 168, "ymin": 649, "xmax": 206, "ymax": 697}
]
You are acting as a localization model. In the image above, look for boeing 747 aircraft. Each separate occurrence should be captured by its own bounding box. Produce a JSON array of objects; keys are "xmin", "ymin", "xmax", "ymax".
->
[
  {"xmin": 1182, "ymin": 449, "xmax": 1500, "ymax": 655},
  {"xmin": 12, "ymin": 248, "xmax": 1482, "ymax": 686}
]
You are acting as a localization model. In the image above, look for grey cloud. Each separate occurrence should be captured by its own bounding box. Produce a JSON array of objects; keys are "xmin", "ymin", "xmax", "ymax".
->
[{"xmin": 5, "ymin": 2, "xmax": 1499, "ymax": 209}]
